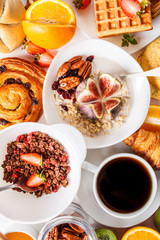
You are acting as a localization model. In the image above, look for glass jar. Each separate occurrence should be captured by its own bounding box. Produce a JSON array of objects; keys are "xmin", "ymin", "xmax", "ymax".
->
[{"xmin": 38, "ymin": 203, "xmax": 97, "ymax": 240}]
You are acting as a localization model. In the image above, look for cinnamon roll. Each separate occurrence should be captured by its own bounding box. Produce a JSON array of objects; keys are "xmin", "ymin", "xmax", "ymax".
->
[{"xmin": 0, "ymin": 57, "xmax": 46, "ymax": 129}]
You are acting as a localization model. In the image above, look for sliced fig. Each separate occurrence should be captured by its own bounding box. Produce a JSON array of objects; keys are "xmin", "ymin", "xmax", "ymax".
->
[
  {"xmin": 87, "ymin": 78, "xmax": 100, "ymax": 99},
  {"xmin": 104, "ymin": 98, "xmax": 122, "ymax": 119},
  {"xmin": 99, "ymin": 74, "xmax": 121, "ymax": 98},
  {"xmin": 91, "ymin": 102, "xmax": 103, "ymax": 119},
  {"xmin": 75, "ymin": 80, "xmax": 86, "ymax": 98},
  {"xmin": 76, "ymin": 78, "xmax": 100, "ymax": 103},
  {"xmin": 79, "ymin": 104, "xmax": 97, "ymax": 119}
]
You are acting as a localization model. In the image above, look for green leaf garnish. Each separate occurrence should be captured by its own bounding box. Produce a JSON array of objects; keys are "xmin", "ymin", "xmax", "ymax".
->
[
  {"xmin": 140, "ymin": 0, "xmax": 151, "ymax": 9},
  {"xmin": 121, "ymin": 34, "xmax": 138, "ymax": 47}
]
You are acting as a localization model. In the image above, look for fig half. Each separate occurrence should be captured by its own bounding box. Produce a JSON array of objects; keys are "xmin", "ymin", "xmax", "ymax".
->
[
  {"xmin": 77, "ymin": 78, "xmax": 100, "ymax": 103},
  {"xmin": 104, "ymin": 97, "xmax": 122, "ymax": 119},
  {"xmin": 99, "ymin": 74, "xmax": 121, "ymax": 98},
  {"xmin": 76, "ymin": 79, "xmax": 103, "ymax": 119}
]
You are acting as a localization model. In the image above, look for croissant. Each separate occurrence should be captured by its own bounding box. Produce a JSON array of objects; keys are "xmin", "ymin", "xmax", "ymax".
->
[{"xmin": 123, "ymin": 129, "xmax": 160, "ymax": 169}]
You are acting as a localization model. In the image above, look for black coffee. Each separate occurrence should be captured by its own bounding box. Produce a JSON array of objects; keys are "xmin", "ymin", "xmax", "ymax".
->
[{"xmin": 97, "ymin": 157, "xmax": 152, "ymax": 213}]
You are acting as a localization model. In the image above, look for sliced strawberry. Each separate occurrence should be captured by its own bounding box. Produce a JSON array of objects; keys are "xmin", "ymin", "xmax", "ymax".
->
[
  {"xmin": 120, "ymin": 0, "xmax": 141, "ymax": 18},
  {"xmin": 12, "ymin": 173, "xmax": 18, "ymax": 178},
  {"xmin": 25, "ymin": 40, "xmax": 46, "ymax": 55},
  {"xmin": 26, "ymin": 173, "xmax": 46, "ymax": 187},
  {"xmin": 73, "ymin": 0, "xmax": 91, "ymax": 9},
  {"xmin": 20, "ymin": 153, "xmax": 42, "ymax": 166},
  {"xmin": 35, "ymin": 52, "xmax": 54, "ymax": 68},
  {"xmin": 44, "ymin": 181, "xmax": 50, "ymax": 189}
]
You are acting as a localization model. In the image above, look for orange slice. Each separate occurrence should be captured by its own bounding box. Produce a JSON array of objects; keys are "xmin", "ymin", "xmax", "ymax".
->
[
  {"xmin": 23, "ymin": 0, "xmax": 76, "ymax": 49},
  {"xmin": 25, "ymin": 0, "xmax": 76, "ymax": 25},
  {"xmin": 140, "ymin": 105, "xmax": 160, "ymax": 132},
  {"xmin": 22, "ymin": 21, "xmax": 76, "ymax": 49},
  {"xmin": 121, "ymin": 226, "xmax": 160, "ymax": 240}
]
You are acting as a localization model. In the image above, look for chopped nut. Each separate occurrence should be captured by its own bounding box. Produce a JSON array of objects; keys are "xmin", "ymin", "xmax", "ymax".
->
[
  {"xmin": 59, "ymin": 77, "xmax": 80, "ymax": 90},
  {"xmin": 70, "ymin": 60, "xmax": 85, "ymax": 70},
  {"xmin": 69, "ymin": 56, "xmax": 82, "ymax": 65},
  {"xmin": 78, "ymin": 61, "xmax": 92, "ymax": 79},
  {"xmin": 57, "ymin": 62, "xmax": 71, "ymax": 78}
]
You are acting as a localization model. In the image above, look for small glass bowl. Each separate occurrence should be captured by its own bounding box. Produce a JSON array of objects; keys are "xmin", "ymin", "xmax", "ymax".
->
[{"xmin": 38, "ymin": 203, "xmax": 97, "ymax": 240}]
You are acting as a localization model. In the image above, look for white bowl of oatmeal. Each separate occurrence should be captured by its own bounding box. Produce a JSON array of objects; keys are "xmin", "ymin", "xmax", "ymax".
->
[{"xmin": 43, "ymin": 39, "xmax": 150, "ymax": 149}]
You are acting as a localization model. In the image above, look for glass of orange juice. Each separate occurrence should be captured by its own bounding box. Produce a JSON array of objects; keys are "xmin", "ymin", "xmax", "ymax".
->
[{"xmin": 2, "ymin": 223, "xmax": 38, "ymax": 240}]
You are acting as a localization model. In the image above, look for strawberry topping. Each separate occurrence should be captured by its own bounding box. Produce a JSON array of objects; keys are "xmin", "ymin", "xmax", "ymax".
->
[
  {"xmin": 120, "ymin": 0, "xmax": 141, "ymax": 18},
  {"xmin": 26, "ymin": 173, "xmax": 46, "ymax": 187},
  {"xmin": 21, "ymin": 153, "xmax": 42, "ymax": 166}
]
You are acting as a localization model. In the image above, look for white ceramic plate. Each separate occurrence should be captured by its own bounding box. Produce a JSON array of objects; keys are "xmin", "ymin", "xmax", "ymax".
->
[
  {"xmin": 43, "ymin": 39, "xmax": 150, "ymax": 149},
  {"xmin": 69, "ymin": 0, "xmax": 160, "ymax": 54},
  {"xmin": 0, "ymin": 122, "xmax": 86, "ymax": 224},
  {"xmin": 77, "ymin": 143, "xmax": 160, "ymax": 227}
]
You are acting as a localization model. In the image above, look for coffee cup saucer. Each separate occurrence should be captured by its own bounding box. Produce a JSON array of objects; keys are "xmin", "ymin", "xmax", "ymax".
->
[{"xmin": 77, "ymin": 168, "xmax": 160, "ymax": 227}]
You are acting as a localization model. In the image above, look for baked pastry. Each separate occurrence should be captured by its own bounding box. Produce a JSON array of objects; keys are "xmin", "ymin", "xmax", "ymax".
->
[
  {"xmin": 0, "ymin": 24, "xmax": 25, "ymax": 54},
  {"xmin": 137, "ymin": 38, "xmax": 160, "ymax": 100},
  {"xmin": 0, "ymin": 0, "xmax": 25, "ymax": 24},
  {"xmin": 151, "ymin": 0, "xmax": 160, "ymax": 18},
  {"xmin": 123, "ymin": 129, "xmax": 160, "ymax": 169},
  {"xmin": 0, "ymin": 57, "xmax": 46, "ymax": 129},
  {"xmin": 0, "ymin": 0, "xmax": 25, "ymax": 53},
  {"xmin": 94, "ymin": 0, "xmax": 152, "ymax": 37}
]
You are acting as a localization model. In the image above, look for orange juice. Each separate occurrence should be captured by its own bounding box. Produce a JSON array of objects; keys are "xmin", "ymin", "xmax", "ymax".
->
[{"xmin": 5, "ymin": 232, "xmax": 33, "ymax": 240}]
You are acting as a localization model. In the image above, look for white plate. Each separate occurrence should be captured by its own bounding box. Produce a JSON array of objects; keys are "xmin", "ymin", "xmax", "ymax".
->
[
  {"xmin": 69, "ymin": 0, "xmax": 160, "ymax": 54},
  {"xmin": 77, "ymin": 143, "xmax": 160, "ymax": 227},
  {"xmin": 0, "ymin": 122, "xmax": 86, "ymax": 224},
  {"xmin": 43, "ymin": 39, "xmax": 150, "ymax": 149}
]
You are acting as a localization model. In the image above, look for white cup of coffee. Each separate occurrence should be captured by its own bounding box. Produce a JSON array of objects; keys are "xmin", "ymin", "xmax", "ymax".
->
[{"xmin": 83, "ymin": 153, "xmax": 157, "ymax": 219}]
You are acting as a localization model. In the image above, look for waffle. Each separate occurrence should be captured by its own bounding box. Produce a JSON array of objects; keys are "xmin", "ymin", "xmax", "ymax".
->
[
  {"xmin": 94, "ymin": 0, "xmax": 152, "ymax": 37},
  {"xmin": 151, "ymin": 0, "xmax": 160, "ymax": 18}
]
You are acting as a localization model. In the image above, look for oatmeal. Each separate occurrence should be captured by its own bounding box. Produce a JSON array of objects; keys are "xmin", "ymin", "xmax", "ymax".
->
[{"xmin": 52, "ymin": 55, "xmax": 130, "ymax": 137}]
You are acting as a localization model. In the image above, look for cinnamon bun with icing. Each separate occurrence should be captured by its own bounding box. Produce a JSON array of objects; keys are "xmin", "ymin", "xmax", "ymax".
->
[{"xmin": 0, "ymin": 57, "xmax": 46, "ymax": 129}]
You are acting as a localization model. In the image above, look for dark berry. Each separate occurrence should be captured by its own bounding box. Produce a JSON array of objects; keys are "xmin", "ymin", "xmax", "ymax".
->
[
  {"xmin": 71, "ymin": 69, "xmax": 79, "ymax": 76},
  {"xmin": 0, "ymin": 119, "xmax": 8, "ymax": 125},
  {"xmin": 5, "ymin": 78, "xmax": 15, "ymax": 84},
  {"xmin": 29, "ymin": 89, "xmax": 34, "ymax": 98},
  {"xmin": 57, "ymin": 88, "xmax": 64, "ymax": 95},
  {"xmin": 72, "ymin": 98, "xmax": 76, "ymax": 103},
  {"xmin": 52, "ymin": 81, "xmax": 59, "ymax": 90},
  {"xmin": 62, "ymin": 91, "xmax": 71, "ymax": 100},
  {"xmin": 32, "ymin": 98, "xmax": 38, "ymax": 105},
  {"xmin": 60, "ymin": 105, "xmax": 68, "ymax": 111},
  {"xmin": 0, "ymin": 65, "xmax": 6, "ymax": 73},
  {"xmin": 23, "ymin": 82, "xmax": 31, "ymax": 90},
  {"xmin": 86, "ymin": 55, "xmax": 94, "ymax": 62},
  {"xmin": 68, "ymin": 88, "xmax": 76, "ymax": 95},
  {"xmin": 16, "ymin": 79, "xmax": 22, "ymax": 84}
]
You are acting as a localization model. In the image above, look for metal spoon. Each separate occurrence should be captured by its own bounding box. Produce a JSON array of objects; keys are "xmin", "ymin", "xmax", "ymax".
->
[
  {"xmin": 119, "ymin": 67, "xmax": 160, "ymax": 79},
  {"xmin": 0, "ymin": 175, "xmax": 38, "ymax": 192}
]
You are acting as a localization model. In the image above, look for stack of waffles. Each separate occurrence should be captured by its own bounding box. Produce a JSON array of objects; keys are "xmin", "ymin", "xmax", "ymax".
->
[
  {"xmin": 94, "ymin": 0, "xmax": 152, "ymax": 37},
  {"xmin": 151, "ymin": 0, "xmax": 160, "ymax": 17}
]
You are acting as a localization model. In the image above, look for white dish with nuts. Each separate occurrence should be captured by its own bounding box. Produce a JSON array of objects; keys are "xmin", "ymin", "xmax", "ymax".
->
[{"xmin": 43, "ymin": 39, "xmax": 150, "ymax": 149}]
